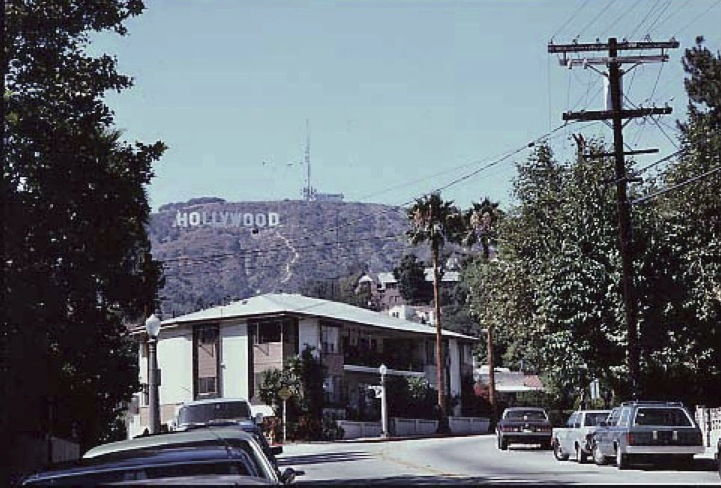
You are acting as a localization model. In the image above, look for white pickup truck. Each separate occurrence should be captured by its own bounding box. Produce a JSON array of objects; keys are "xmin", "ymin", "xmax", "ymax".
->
[{"xmin": 552, "ymin": 409, "xmax": 610, "ymax": 463}]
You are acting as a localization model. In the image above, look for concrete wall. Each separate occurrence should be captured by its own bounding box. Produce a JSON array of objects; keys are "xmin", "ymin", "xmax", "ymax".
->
[
  {"xmin": 448, "ymin": 339, "xmax": 461, "ymax": 416},
  {"xmin": 156, "ymin": 327, "xmax": 194, "ymax": 405},
  {"xmin": 221, "ymin": 320, "xmax": 249, "ymax": 399},
  {"xmin": 337, "ymin": 420, "xmax": 382, "ymax": 439}
]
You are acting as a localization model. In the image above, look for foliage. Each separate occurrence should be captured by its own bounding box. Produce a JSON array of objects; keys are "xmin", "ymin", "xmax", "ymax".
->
[
  {"xmin": 3, "ymin": 0, "xmax": 166, "ymax": 467},
  {"xmin": 385, "ymin": 376, "xmax": 439, "ymax": 420},
  {"xmin": 463, "ymin": 197, "xmax": 504, "ymax": 260},
  {"xmin": 392, "ymin": 254, "xmax": 433, "ymax": 305},
  {"xmin": 463, "ymin": 39, "xmax": 721, "ymax": 407},
  {"xmin": 257, "ymin": 346, "xmax": 327, "ymax": 440}
]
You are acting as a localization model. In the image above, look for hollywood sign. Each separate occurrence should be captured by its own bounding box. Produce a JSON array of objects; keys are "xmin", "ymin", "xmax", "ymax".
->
[{"xmin": 173, "ymin": 210, "xmax": 280, "ymax": 228}]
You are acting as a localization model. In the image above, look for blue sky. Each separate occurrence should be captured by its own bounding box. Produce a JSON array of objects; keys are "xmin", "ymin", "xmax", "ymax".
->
[{"xmin": 91, "ymin": 0, "xmax": 721, "ymax": 211}]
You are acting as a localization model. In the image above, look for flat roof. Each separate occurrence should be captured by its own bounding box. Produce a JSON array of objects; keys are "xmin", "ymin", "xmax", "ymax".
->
[{"xmin": 141, "ymin": 293, "xmax": 477, "ymax": 341}]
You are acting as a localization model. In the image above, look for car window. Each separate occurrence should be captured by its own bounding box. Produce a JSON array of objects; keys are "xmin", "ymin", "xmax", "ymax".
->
[
  {"xmin": 606, "ymin": 408, "xmax": 620, "ymax": 425},
  {"xmin": 566, "ymin": 413, "xmax": 576, "ymax": 428},
  {"xmin": 634, "ymin": 408, "xmax": 692, "ymax": 427},
  {"xmin": 584, "ymin": 412, "xmax": 609, "ymax": 426},
  {"xmin": 178, "ymin": 402, "xmax": 251, "ymax": 424},
  {"xmin": 618, "ymin": 408, "xmax": 631, "ymax": 427},
  {"xmin": 504, "ymin": 410, "xmax": 547, "ymax": 421}
]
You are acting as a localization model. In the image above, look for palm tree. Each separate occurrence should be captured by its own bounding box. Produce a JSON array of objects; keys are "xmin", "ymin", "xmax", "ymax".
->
[
  {"xmin": 406, "ymin": 192, "xmax": 463, "ymax": 432},
  {"xmin": 464, "ymin": 197, "xmax": 503, "ymax": 423}
]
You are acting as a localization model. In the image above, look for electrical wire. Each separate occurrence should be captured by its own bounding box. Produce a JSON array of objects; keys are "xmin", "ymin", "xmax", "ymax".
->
[
  {"xmin": 550, "ymin": 0, "xmax": 592, "ymax": 41},
  {"xmin": 673, "ymin": 0, "xmax": 721, "ymax": 37},
  {"xmin": 632, "ymin": 164, "xmax": 721, "ymax": 205}
]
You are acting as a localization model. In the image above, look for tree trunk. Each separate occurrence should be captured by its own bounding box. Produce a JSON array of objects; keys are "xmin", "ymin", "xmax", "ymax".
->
[
  {"xmin": 487, "ymin": 326, "xmax": 497, "ymax": 424},
  {"xmin": 432, "ymin": 247, "xmax": 448, "ymax": 433}
]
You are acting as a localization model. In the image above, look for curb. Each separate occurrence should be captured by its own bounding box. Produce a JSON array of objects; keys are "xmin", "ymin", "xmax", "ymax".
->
[{"xmin": 280, "ymin": 432, "xmax": 492, "ymax": 446}]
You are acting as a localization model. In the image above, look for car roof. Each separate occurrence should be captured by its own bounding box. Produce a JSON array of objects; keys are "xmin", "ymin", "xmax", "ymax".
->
[
  {"xmin": 26, "ymin": 446, "xmax": 251, "ymax": 483},
  {"xmin": 504, "ymin": 407, "xmax": 546, "ymax": 411},
  {"xmin": 84, "ymin": 427, "xmax": 256, "ymax": 459},
  {"xmin": 181, "ymin": 398, "xmax": 251, "ymax": 407}
]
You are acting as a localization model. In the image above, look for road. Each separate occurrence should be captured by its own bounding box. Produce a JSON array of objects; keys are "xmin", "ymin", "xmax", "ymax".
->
[{"xmin": 277, "ymin": 435, "xmax": 719, "ymax": 485}]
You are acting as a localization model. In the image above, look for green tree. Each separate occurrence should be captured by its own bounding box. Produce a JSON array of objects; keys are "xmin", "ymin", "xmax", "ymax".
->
[
  {"xmin": 3, "ymin": 0, "xmax": 166, "ymax": 476},
  {"xmin": 406, "ymin": 192, "xmax": 464, "ymax": 431},
  {"xmin": 392, "ymin": 254, "xmax": 432, "ymax": 304}
]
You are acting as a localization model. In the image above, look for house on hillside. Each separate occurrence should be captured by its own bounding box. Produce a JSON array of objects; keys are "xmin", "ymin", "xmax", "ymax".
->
[
  {"xmin": 357, "ymin": 267, "xmax": 460, "ymax": 311},
  {"xmin": 474, "ymin": 366, "xmax": 545, "ymax": 403},
  {"xmin": 126, "ymin": 293, "xmax": 477, "ymax": 438}
]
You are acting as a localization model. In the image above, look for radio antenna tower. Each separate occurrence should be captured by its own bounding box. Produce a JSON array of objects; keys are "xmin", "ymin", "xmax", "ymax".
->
[{"xmin": 302, "ymin": 119, "xmax": 315, "ymax": 201}]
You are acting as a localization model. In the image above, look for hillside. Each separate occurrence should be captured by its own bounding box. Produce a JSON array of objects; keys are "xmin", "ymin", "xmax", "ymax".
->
[{"xmin": 149, "ymin": 198, "xmax": 416, "ymax": 316}]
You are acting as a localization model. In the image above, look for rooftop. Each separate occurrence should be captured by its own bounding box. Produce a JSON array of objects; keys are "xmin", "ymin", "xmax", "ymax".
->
[{"xmin": 142, "ymin": 293, "xmax": 477, "ymax": 341}]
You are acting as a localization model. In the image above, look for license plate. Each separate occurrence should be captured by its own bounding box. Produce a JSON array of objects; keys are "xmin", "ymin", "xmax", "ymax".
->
[{"xmin": 523, "ymin": 428, "xmax": 532, "ymax": 432}]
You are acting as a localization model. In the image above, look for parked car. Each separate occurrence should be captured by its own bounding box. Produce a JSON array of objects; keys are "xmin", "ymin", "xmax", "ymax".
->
[
  {"xmin": 496, "ymin": 407, "xmax": 553, "ymax": 450},
  {"xmin": 83, "ymin": 427, "xmax": 299, "ymax": 481},
  {"xmin": 717, "ymin": 436, "xmax": 720, "ymax": 479},
  {"xmin": 22, "ymin": 444, "xmax": 288, "ymax": 486},
  {"xmin": 552, "ymin": 409, "xmax": 610, "ymax": 463},
  {"xmin": 592, "ymin": 401, "xmax": 704, "ymax": 470},
  {"xmin": 170, "ymin": 398, "xmax": 282, "ymax": 468}
]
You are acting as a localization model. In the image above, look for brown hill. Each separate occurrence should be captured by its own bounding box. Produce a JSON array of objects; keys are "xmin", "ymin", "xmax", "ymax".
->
[{"xmin": 149, "ymin": 198, "xmax": 416, "ymax": 316}]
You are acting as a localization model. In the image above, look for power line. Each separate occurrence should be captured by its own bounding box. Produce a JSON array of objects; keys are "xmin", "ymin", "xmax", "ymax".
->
[
  {"xmin": 633, "ymin": 164, "xmax": 721, "ymax": 205},
  {"xmin": 673, "ymin": 0, "xmax": 721, "ymax": 37},
  {"xmin": 550, "ymin": 0, "xmax": 592, "ymax": 41}
]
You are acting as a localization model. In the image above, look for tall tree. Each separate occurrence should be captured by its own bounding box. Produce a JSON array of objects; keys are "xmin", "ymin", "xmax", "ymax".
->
[
  {"xmin": 392, "ymin": 254, "xmax": 432, "ymax": 305},
  {"xmin": 3, "ymin": 0, "xmax": 166, "ymax": 478},
  {"xmin": 462, "ymin": 197, "xmax": 504, "ymax": 420},
  {"xmin": 406, "ymin": 193, "xmax": 464, "ymax": 431}
]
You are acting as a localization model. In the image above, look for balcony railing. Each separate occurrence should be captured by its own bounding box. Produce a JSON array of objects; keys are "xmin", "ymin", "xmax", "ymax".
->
[{"xmin": 343, "ymin": 345, "xmax": 425, "ymax": 372}]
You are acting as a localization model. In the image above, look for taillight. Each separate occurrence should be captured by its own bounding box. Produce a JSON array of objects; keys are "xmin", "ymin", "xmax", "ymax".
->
[{"xmin": 627, "ymin": 433, "xmax": 635, "ymax": 446}]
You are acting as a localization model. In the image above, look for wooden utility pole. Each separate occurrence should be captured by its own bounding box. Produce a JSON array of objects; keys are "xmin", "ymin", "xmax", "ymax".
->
[{"xmin": 548, "ymin": 38, "xmax": 678, "ymax": 396}]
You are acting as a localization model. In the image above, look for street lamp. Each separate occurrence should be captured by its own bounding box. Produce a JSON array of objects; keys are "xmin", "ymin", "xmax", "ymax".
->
[
  {"xmin": 379, "ymin": 364, "xmax": 388, "ymax": 438},
  {"xmin": 145, "ymin": 314, "xmax": 161, "ymax": 435}
]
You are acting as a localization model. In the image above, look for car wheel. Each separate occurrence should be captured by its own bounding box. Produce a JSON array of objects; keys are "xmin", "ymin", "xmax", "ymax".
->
[
  {"xmin": 498, "ymin": 436, "xmax": 508, "ymax": 451},
  {"xmin": 592, "ymin": 444, "xmax": 607, "ymax": 466},
  {"xmin": 541, "ymin": 440, "xmax": 551, "ymax": 450},
  {"xmin": 576, "ymin": 444, "xmax": 588, "ymax": 464},
  {"xmin": 553, "ymin": 440, "xmax": 569, "ymax": 461},
  {"xmin": 616, "ymin": 448, "xmax": 629, "ymax": 470}
]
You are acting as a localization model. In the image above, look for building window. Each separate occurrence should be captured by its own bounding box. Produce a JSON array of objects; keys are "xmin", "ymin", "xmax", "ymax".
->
[
  {"xmin": 197, "ymin": 377, "xmax": 217, "ymax": 396},
  {"xmin": 193, "ymin": 323, "xmax": 220, "ymax": 400},
  {"xmin": 320, "ymin": 321, "xmax": 340, "ymax": 354},
  {"xmin": 255, "ymin": 321, "xmax": 281, "ymax": 344}
]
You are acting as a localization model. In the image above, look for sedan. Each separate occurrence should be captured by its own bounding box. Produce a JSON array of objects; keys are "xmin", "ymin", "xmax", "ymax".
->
[{"xmin": 496, "ymin": 407, "xmax": 553, "ymax": 450}]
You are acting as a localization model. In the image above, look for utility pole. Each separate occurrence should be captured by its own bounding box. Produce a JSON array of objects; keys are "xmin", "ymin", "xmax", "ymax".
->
[{"xmin": 548, "ymin": 38, "xmax": 678, "ymax": 396}]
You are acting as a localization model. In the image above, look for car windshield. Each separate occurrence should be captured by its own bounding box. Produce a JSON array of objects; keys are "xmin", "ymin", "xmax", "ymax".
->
[
  {"xmin": 24, "ymin": 460, "xmax": 255, "ymax": 486},
  {"xmin": 178, "ymin": 402, "xmax": 251, "ymax": 425},
  {"xmin": 634, "ymin": 408, "xmax": 692, "ymax": 426},
  {"xmin": 504, "ymin": 410, "xmax": 547, "ymax": 421},
  {"xmin": 584, "ymin": 412, "xmax": 610, "ymax": 426}
]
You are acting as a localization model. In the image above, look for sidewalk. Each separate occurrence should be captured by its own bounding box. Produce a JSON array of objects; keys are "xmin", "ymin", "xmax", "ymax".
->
[{"xmin": 278, "ymin": 432, "xmax": 491, "ymax": 446}]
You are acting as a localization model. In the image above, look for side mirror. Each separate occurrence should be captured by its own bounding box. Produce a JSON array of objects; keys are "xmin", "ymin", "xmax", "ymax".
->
[
  {"xmin": 270, "ymin": 445, "xmax": 283, "ymax": 456},
  {"xmin": 254, "ymin": 412, "xmax": 264, "ymax": 425},
  {"xmin": 280, "ymin": 468, "xmax": 298, "ymax": 484}
]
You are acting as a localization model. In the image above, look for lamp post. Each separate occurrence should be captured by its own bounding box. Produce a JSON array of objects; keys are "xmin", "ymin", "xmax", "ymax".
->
[
  {"xmin": 379, "ymin": 364, "xmax": 388, "ymax": 438},
  {"xmin": 145, "ymin": 314, "xmax": 161, "ymax": 435}
]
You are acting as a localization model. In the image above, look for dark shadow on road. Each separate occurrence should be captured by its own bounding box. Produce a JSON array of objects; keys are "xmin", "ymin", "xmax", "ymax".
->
[
  {"xmin": 620, "ymin": 458, "xmax": 718, "ymax": 472},
  {"xmin": 298, "ymin": 474, "xmax": 572, "ymax": 485},
  {"xmin": 278, "ymin": 451, "xmax": 373, "ymax": 466}
]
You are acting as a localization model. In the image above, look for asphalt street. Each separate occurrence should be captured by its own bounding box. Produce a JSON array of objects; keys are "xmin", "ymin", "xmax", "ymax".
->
[{"xmin": 277, "ymin": 435, "xmax": 719, "ymax": 485}]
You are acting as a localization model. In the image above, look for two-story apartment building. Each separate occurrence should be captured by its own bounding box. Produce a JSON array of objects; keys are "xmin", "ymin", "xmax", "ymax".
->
[{"xmin": 126, "ymin": 293, "xmax": 477, "ymax": 437}]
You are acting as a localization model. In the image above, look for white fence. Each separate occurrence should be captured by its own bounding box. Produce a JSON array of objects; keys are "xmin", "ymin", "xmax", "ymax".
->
[
  {"xmin": 337, "ymin": 416, "xmax": 490, "ymax": 439},
  {"xmin": 392, "ymin": 417, "xmax": 439, "ymax": 436},
  {"xmin": 336, "ymin": 420, "xmax": 382, "ymax": 439},
  {"xmin": 449, "ymin": 416, "xmax": 490, "ymax": 434},
  {"xmin": 695, "ymin": 405, "xmax": 721, "ymax": 448}
]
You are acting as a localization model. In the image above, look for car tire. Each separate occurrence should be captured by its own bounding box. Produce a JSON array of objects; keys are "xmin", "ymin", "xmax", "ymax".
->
[
  {"xmin": 497, "ymin": 435, "xmax": 508, "ymax": 450},
  {"xmin": 576, "ymin": 444, "xmax": 588, "ymax": 464},
  {"xmin": 616, "ymin": 448, "xmax": 629, "ymax": 470},
  {"xmin": 541, "ymin": 440, "xmax": 551, "ymax": 450},
  {"xmin": 592, "ymin": 444, "xmax": 607, "ymax": 466},
  {"xmin": 553, "ymin": 440, "xmax": 569, "ymax": 461}
]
